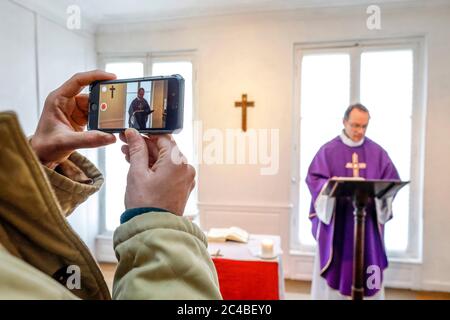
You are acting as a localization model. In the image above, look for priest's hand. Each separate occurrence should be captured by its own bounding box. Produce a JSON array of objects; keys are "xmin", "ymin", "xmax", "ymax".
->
[
  {"xmin": 121, "ymin": 129, "xmax": 195, "ymax": 216},
  {"xmin": 30, "ymin": 70, "xmax": 117, "ymax": 169}
]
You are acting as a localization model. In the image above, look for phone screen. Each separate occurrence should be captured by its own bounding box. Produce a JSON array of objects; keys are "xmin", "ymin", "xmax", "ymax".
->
[{"xmin": 96, "ymin": 79, "xmax": 169, "ymax": 130}]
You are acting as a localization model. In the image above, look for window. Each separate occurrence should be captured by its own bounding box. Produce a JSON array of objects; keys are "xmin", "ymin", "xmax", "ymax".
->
[
  {"xmin": 298, "ymin": 52, "xmax": 351, "ymax": 247},
  {"xmin": 99, "ymin": 56, "xmax": 195, "ymax": 233},
  {"xmin": 293, "ymin": 39, "xmax": 424, "ymax": 259},
  {"xmin": 360, "ymin": 50, "xmax": 413, "ymax": 252}
]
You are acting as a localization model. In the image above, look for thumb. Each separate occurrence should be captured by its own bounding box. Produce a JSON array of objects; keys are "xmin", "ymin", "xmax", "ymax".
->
[
  {"xmin": 150, "ymin": 134, "xmax": 178, "ymax": 168},
  {"xmin": 153, "ymin": 134, "xmax": 174, "ymax": 152},
  {"xmin": 125, "ymin": 128, "xmax": 149, "ymax": 171},
  {"xmin": 66, "ymin": 131, "xmax": 116, "ymax": 150}
]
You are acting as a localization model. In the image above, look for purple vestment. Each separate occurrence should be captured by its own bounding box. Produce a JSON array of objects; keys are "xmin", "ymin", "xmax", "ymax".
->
[{"xmin": 306, "ymin": 136, "xmax": 400, "ymax": 297}]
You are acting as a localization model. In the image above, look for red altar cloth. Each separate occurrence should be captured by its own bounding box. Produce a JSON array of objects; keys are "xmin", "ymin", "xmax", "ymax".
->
[{"xmin": 212, "ymin": 258, "xmax": 280, "ymax": 300}]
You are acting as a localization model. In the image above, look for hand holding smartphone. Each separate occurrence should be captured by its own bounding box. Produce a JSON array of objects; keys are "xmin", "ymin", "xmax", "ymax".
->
[{"xmin": 88, "ymin": 74, "xmax": 184, "ymax": 134}]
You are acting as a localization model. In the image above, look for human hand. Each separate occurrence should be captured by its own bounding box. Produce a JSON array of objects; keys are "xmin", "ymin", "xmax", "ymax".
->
[
  {"xmin": 30, "ymin": 70, "xmax": 117, "ymax": 169},
  {"xmin": 121, "ymin": 129, "xmax": 195, "ymax": 216}
]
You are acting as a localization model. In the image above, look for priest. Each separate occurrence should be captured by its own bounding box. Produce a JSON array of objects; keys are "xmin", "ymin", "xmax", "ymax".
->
[
  {"xmin": 128, "ymin": 87, "xmax": 153, "ymax": 129},
  {"xmin": 306, "ymin": 103, "xmax": 400, "ymax": 299}
]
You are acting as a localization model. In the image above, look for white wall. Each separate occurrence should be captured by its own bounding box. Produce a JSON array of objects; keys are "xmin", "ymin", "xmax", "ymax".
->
[
  {"xmin": 36, "ymin": 16, "xmax": 97, "ymax": 112},
  {"xmin": 0, "ymin": 0, "xmax": 38, "ymax": 135},
  {"xmin": 96, "ymin": 3, "xmax": 450, "ymax": 292},
  {"xmin": 34, "ymin": 12, "xmax": 99, "ymax": 252},
  {"xmin": 0, "ymin": 1, "xmax": 99, "ymax": 251}
]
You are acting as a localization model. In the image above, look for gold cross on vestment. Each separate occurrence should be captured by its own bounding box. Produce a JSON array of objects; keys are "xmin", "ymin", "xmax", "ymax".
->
[
  {"xmin": 345, "ymin": 152, "xmax": 367, "ymax": 177},
  {"xmin": 235, "ymin": 94, "xmax": 254, "ymax": 132}
]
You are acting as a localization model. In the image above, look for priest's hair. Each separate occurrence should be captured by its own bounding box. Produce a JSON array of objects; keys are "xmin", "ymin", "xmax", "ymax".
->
[{"xmin": 344, "ymin": 103, "xmax": 371, "ymax": 120}]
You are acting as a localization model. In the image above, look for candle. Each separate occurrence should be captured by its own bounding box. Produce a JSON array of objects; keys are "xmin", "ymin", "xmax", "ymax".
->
[{"xmin": 261, "ymin": 239, "xmax": 274, "ymax": 258}]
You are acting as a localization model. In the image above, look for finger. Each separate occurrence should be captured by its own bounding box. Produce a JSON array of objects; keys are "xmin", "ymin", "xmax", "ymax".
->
[
  {"xmin": 64, "ymin": 131, "xmax": 116, "ymax": 150},
  {"xmin": 75, "ymin": 94, "xmax": 89, "ymax": 112},
  {"xmin": 125, "ymin": 128, "xmax": 149, "ymax": 171},
  {"xmin": 155, "ymin": 134, "xmax": 173, "ymax": 147},
  {"xmin": 168, "ymin": 145, "xmax": 189, "ymax": 166},
  {"xmin": 71, "ymin": 95, "xmax": 89, "ymax": 127},
  {"xmin": 146, "ymin": 135, "xmax": 177, "ymax": 169},
  {"xmin": 119, "ymin": 131, "xmax": 127, "ymax": 143},
  {"xmin": 57, "ymin": 70, "xmax": 116, "ymax": 98},
  {"xmin": 153, "ymin": 134, "xmax": 176, "ymax": 154},
  {"xmin": 121, "ymin": 145, "xmax": 131, "ymax": 163},
  {"xmin": 121, "ymin": 144, "xmax": 129, "ymax": 155},
  {"xmin": 145, "ymin": 134, "xmax": 159, "ymax": 141},
  {"xmin": 143, "ymin": 136, "xmax": 159, "ymax": 162},
  {"xmin": 122, "ymin": 139, "xmax": 157, "ymax": 166},
  {"xmin": 187, "ymin": 164, "xmax": 196, "ymax": 179}
]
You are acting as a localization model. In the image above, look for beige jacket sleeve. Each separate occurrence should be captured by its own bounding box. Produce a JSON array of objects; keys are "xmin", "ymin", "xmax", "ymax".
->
[
  {"xmin": 113, "ymin": 212, "xmax": 222, "ymax": 300},
  {"xmin": 42, "ymin": 152, "xmax": 104, "ymax": 217}
]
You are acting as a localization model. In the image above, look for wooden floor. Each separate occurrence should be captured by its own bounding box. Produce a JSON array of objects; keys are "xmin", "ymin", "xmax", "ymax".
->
[
  {"xmin": 99, "ymin": 263, "xmax": 450, "ymax": 300},
  {"xmin": 100, "ymin": 263, "xmax": 116, "ymax": 293},
  {"xmin": 284, "ymin": 279, "xmax": 450, "ymax": 300}
]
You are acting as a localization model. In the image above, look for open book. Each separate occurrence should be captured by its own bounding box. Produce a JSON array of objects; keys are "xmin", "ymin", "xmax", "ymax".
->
[{"xmin": 207, "ymin": 226, "xmax": 249, "ymax": 243}]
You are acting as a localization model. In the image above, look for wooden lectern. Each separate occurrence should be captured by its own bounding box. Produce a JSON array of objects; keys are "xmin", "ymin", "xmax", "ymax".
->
[{"xmin": 321, "ymin": 178, "xmax": 409, "ymax": 300}]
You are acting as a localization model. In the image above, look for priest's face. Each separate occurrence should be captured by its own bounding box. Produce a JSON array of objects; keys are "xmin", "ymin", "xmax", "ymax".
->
[
  {"xmin": 138, "ymin": 88, "xmax": 145, "ymax": 99},
  {"xmin": 343, "ymin": 109, "xmax": 370, "ymax": 142}
]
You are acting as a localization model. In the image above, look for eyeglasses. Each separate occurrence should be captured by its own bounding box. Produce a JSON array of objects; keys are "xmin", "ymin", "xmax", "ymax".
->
[{"xmin": 348, "ymin": 122, "xmax": 368, "ymax": 130}]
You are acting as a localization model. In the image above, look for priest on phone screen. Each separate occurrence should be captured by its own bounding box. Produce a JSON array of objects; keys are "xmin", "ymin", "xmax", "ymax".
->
[
  {"xmin": 306, "ymin": 103, "xmax": 400, "ymax": 299},
  {"xmin": 128, "ymin": 87, "xmax": 153, "ymax": 129}
]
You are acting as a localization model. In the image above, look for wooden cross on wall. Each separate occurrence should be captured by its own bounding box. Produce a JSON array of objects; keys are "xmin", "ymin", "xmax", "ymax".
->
[
  {"xmin": 235, "ymin": 94, "xmax": 255, "ymax": 132},
  {"xmin": 110, "ymin": 85, "xmax": 116, "ymax": 99}
]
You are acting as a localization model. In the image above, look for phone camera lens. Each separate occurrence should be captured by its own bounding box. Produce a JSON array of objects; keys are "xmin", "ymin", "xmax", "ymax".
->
[{"xmin": 91, "ymin": 104, "xmax": 98, "ymax": 111}]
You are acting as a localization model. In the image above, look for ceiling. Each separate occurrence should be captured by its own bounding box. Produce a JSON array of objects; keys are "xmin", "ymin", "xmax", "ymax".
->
[
  {"xmin": 13, "ymin": 0, "xmax": 429, "ymax": 25},
  {"xmin": 10, "ymin": 0, "xmax": 450, "ymax": 26}
]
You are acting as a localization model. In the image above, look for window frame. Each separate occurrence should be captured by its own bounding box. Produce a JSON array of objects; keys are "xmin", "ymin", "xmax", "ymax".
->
[
  {"xmin": 290, "ymin": 37, "xmax": 425, "ymax": 262},
  {"xmin": 97, "ymin": 51, "xmax": 198, "ymax": 236}
]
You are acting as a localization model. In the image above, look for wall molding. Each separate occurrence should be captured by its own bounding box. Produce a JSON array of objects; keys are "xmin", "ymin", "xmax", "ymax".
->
[
  {"xmin": 198, "ymin": 201, "xmax": 292, "ymax": 212},
  {"xmin": 420, "ymin": 280, "xmax": 450, "ymax": 293},
  {"xmin": 286, "ymin": 253, "xmax": 428, "ymax": 290},
  {"xmin": 94, "ymin": 1, "xmax": 450, "ymax": 35},
  {"xmin": 95, "ymin": 234, "xmax": 117, "ymax": 263}
]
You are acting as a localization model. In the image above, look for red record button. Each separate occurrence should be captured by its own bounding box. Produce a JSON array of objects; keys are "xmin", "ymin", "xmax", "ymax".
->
[{"xmin": 100, "ymin": 103, "xmax": 108, "ymax": 111}]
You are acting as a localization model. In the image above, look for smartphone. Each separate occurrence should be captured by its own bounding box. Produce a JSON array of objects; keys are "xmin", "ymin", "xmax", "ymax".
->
[{"xmin": 88, "ymin": 74, "xmax": 184, "ymax": 134}]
